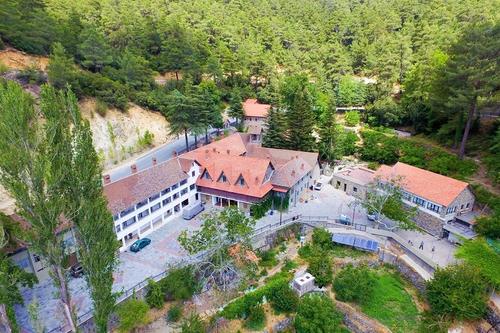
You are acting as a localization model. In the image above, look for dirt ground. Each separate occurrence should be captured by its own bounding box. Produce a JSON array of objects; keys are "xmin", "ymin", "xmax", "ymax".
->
[
  {"xmin": 0, "ymin": 48, "xmax": 49, "ymax": 70},
  {"xmin": 79, "ymin": 98, "xmax": 173, "ymax": 169}
]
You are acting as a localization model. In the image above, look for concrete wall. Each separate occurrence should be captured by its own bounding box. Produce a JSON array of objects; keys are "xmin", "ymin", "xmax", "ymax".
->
[{"xmin": 443, "ymin": 187, "xmax": 475, "ymax": 220}]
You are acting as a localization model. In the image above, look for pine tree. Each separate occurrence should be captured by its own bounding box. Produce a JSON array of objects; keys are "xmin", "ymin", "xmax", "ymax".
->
[
  {"xmin": 262, "ymin": 107, "xmax": 288, "ymax": 149},
  {"xmin": 282, "ymin": 74, "xmax": 317, "ymax": 152},
  {"xmin": 318, "ymin": 105, "xmax": 341, "ymax": 161},
  {"xmin": 78, "ymin": 27, "xmax": 113, "ymax": 72},
  {"xmin": 47, "ymin": 42, "xmax": 76, "ymax": 90},
  {"xmin": 228, "ymin": 90, "xmax": 245, "ymax": 129}
]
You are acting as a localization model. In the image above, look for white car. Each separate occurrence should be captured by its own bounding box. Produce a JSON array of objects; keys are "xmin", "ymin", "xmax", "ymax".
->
[{"xmin": 313, "ymin": 182, "xmax": 323, "ymax": 191}]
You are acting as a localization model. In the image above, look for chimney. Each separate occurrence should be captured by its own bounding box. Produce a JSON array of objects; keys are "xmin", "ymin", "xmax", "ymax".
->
[
  {"xmin": 152, "ymin": 157, "xmax": 157, "ymax": 166},
  {"xmin": 226, "ymin": 149, "xmax": 230, "ymax": 155},
  {"xmin": 103, "ymin": 174, "xmax": 111, "ymax": 184},
  {"xmin": 131, "ymin": 164, "xmax": 137, "ymax": 173},
  {"xmin": 301, "ymin": 163, "xmax": 304, "ymax": 170}
]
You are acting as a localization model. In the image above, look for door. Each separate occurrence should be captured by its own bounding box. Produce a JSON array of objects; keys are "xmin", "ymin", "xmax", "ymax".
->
[{"xmin": 343, "ymin": 183, "xmax": 347, "ymax": 192}]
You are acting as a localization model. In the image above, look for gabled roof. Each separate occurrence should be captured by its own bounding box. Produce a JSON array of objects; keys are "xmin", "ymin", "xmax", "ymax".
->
[
  {"xmin": 194, "ymin": 152, "xmax": 274, "ymax": 198},
  {"xmin": 374, "ymin": 162, "xmax": 470, "ymax": 206},
  {"xmin": 243, "ymin": 99, "xmax": 271, "ymax": 118},
  {"xmin": 103, "ymin": 158, "xmax": 191, "ymax": 215},
  {"xmin": 270, "ymin": 157, "xmax": 311, "ymax": 188},
  {"xmin": 334, "ymin": 167, "xmax": 375, "ymax": 185}
]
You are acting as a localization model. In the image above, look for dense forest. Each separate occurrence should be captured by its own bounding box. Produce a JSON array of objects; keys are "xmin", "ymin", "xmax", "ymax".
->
[{"xmin": 0, "ymin": 0, "xmax": 498, "ymax": 170}]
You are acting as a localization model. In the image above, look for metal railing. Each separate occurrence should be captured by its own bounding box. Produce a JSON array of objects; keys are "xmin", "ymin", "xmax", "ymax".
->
[{"xmin": 46, "ymin": 214, "xmax": 436, "ymax": 333}]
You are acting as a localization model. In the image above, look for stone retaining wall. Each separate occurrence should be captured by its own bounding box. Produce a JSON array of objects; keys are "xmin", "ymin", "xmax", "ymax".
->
[
  {"xmin": 335, "ymin": 300, "xmax": 391, "ymax": 333},
  {"xmin": 378, "ymin": 250, "xmax": 427, "ymax": 293}
]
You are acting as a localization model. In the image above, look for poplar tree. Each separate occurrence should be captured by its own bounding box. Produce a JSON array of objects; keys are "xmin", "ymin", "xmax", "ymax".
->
[
  {"xmin": 262, "ymin": 107, "xmax": 288, "ymax": 149},
  {"xmin": 282, "ymin": 74, "xmax": 317, "ymax": 152}
]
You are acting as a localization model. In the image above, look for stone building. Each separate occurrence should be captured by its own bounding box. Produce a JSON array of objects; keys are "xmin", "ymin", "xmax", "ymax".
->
[
  {"xmin": 330, "ymin": 166, "xmax": 375, "ymax": 199},
  {"xmin": 242, "ymin": 99, "xmax": 270, "ymax": 143}
]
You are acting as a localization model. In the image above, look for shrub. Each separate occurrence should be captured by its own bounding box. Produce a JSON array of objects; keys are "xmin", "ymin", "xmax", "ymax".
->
[
  {"xmin": 94, "ymin": 99, "xmax": 108, "ymax": 117},
  {"xmin": 0, "ymin": 38, "xmax": 5, "ymax": 50},
  {"xmin": 0, "ymin": 61, "xmax": 8, "ymax": 74},
  {"xmin": 244, "ymin": 304, "xmax": 266, "ymax": 330},
  {"xmin": 295, "ymin": 294, "xmax": 344, "ymax": 333},
  {"xmin": 116, "ymin": 299, "xmax": 150, "ymax": 333},
  {"xmin": 282, "ymin": 259, "xmax": 298, "ymax": 272},
  {"xmin": 426, "ymin": 263, "xmax": 489, "ymax": 320},
  {"xmin": 137, "ymin": 130, "xmax": 154, "ymax": 148},
  {"xmin": 307, "ymin": 253, "xmax": 333, "ymax": 287},
  {"xmin": 268, "ymin": 282, "xmax": 299, "ymax": 313},
  {"xmin": 160, "ymin": 266, "xmax": 200, "ymax": 301},
  {"xmin": 475, "ymin": 213, "xmax": 500, "ymax": 239},
  {"xmin": 145, "ymin": 279, "xmax": 164, "ymax": 309},
  {"xmin": 167, "ymin": 304, "xmax": 183, "ymax": 322},
  {"xmin": 16, "ymin": 66, "xmax": 46, "ymax": 85},
  {"xmin": 181, "ymin": 313, "xmax": 205, "ymax": 333},
  {"xmin": 312, "ymin": 228, "xmax": 333, "ymax": 251},
  {"xmin": 344, "ymin": 111, "xmax": 361, "ymax": 127},
  {"xmin": 258, "ymin": 249, "xmax": 277, "ymax": 268},
  {"xmin": 333, "ymin": 264, "xmax": 376, "ymax": 304}
]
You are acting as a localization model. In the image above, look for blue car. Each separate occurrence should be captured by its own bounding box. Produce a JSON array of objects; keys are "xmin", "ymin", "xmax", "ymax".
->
[{"xmin": 130, "ymin": 238, "xmax": 151, "ymax": 252}]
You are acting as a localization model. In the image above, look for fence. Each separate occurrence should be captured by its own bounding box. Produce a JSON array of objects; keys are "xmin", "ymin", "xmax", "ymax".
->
[{"xmin": 47, "ymin": 214, "xmax": 436, "ymax": 333}]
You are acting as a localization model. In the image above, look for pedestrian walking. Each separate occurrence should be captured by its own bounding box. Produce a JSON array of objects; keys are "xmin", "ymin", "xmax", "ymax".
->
[
  {"xmin": 419, "ymin": 241, "xmax": 424, "ymax": 250},
  {"xmin": 432, "ymin": 246, "xmax": 435, "ymax": 253}
]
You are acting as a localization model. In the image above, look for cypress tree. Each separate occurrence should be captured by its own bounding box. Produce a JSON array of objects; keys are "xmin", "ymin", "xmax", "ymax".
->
[{"xmin": 262, "ymin": 107, "xmax": 288, "ymax": 149}]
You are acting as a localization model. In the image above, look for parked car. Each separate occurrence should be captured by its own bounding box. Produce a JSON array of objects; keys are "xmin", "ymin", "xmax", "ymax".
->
[
  {"xmin": 70, "ymin": 264, "xmax": 84, "ymax": 278},
  {"xmin": 130, "ymin": 238, "xmax": 151, "ymax": 252},
  {"xmin": 367, "ymin": 213, "xmax": 378, "ymax": 221},
  {"xmin": 182, "ymin": 202, "xmax": 204, "ymax": 220},
  {"xmin": 313, "ymin": 182, "xmax": 323, "ymax": 191},
  {"xmin": 339, "ymin": 214, "xmax": 352, "ymax": 225}
]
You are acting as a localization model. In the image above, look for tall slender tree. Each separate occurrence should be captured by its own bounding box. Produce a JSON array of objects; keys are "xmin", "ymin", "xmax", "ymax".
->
[
  {"xmin": 262, "ymin": 107, "xmax": 288, "ymax": 149},
  {"xmin": 282, "ymin": 74, "xmax": 317, "ymax": 152},
  {"xmin": 228, "ymin": 90, "xmax": 245, "ymax": 129},
  {"xmin": 163, "ymin": 89, "xmax": 197, "ymax": 152},
  {"xmin": 318, "ymin": 104, "xmax": 341, "ymax": 161}
]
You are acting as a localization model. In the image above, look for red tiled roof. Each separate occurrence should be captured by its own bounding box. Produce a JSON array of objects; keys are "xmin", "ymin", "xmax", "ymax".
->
[
  {"xmin": 374, "ymin": 162, "xmax": 469, "ymax": 206},
  {"xmin": 336, "ymin": 167, "xmax": 375, "ymax": 185},
  {"xmin": 190, "ymin": 151, "xmax": 274, "ymax": 199},
  {"xmin": 182, "ymin": 133, "xmax": 249, "ymax": 158},
  {"xmin": 103, "ymin": 158, "xmax": 190, "ymax": 215},
  {"xmin": 243, "ymin": 99, "xmax": 270, "ymax": 118}
]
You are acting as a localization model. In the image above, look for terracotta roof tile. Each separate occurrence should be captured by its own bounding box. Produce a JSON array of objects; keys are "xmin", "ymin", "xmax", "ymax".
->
[
  {"xmin": 335, "ymin": 167, "xmax": 375, "ymax": 185},
  {"xmin": 103, "ymin": 158, "xmax": 190, "ymax": 215},
  {"xmin": 243, "ymin": 99, "xmax": 271, "ymax": 118},
  {"xmin": 374, "ymin": 162, "xmax": 469, "ymax": 206}
]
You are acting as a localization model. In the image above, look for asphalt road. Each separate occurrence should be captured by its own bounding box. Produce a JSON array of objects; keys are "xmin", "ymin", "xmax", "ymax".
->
[{"xmin": 106, "ymin": 127, "xmax": 223, "ymax": 182}]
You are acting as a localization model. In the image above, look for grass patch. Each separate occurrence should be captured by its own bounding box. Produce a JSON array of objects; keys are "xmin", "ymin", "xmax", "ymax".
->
[{"xmin": 360, "ymin": 270, "xmax": 419, "ymax": 333}]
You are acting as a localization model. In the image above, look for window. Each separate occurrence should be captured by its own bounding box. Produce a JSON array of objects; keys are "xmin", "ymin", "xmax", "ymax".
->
[
  {"xmin": 136, "ymin": 199, "xmax": 148, "ymax": 209},
  {"xmin": 202, "ymin": 170, "xmax": 212, "ymax": 180},
  {"xmin": 33, "ymin": 254, "xmax": 41, "ymax": 262},
  {"xmin": 173, "ymin": 192, "xmax": 179, "ymax": 200},
  {"xmin": 427, "ymin": 202, "xmax": 440, "ymax": 213},
  {"xmin": 122, "ymin": 216, "xmax": 136, "ymax": 229},
  {"xmin": 137, "ymin": 209, "xmax": 149, "ymax": 220},
  {"xmin": 120, "ymin": 206, "xmax": 135, "ymax": 218},
  {"xmin": 191, "ymin": 171, "xmax": 195, "ymax": 177},
  {"xmin": 189, "ymin": 184, "xmax": 195, "ymax": 191},
  {"xmin": 236, "ymin": 175, "xmax": 246, "ymax": 186},
  {"xmin": 460, "ymin": 204, "xmax": 464, "ymax": 209},
  {"xmin": 164, "ymin": 209, "xmax": 173, "ymax": 218},
  {"xmin": 402, "ymin": 191, "xmax": 412, "ymax": 201},
  {"xmin": 446, "ymin": 206, "xmax": 457, "ymax": 214},
  {"xmin": 182, "ymin": 199, "xmax": 189, "ymax": 207},
  {"xmin": 161, "ymin": 187, "xmax": 171, "ymax": 196},
  {"xmin": 150, "ymin": 202, "xmax": 161, "ymax": 213},
  {"xmin": 149, "ymin": 193, "xmax": 160, "ymax": 202},
  {"xmin": 115, "ymin": 225, "xmax": 121, "ymax": 233},
  {"xmin": 174, "ymin": 204, "xmax": 180, "ymax": 213},
  {"xmin": 112, "ymin": 214, "xmax": 119, "ymax": 221},
  {"xmin": 336, "ymin": 181, "xmax": 341, "ymax": 187},
  {"xmin": 180, "ymin": 188, "xmax": 188, "ymax": 196},
  {"xmin": 466, "ymin": 203, "xmax": 470, "ymax": 208},
  {"xmin": 171, "ymin": 183, "xmax": 179, "ymax": 190},
  {"xmin": 218, "ymin": 172, "xmax": 228, "ymax": 183},
  {"xmin": 162, "ymin": 197, "xmax": 171, "ymax": 206},
  {"xmin": 353, "ymin": 187, "xmax": 358, "ymax": 192},
  {"xmin": 180, "ymin": 179, "xmax": 187, "ymax": 186},
  {"xmin": 412, "ymin": 196, "xmax": 426, "ymax": 207}
]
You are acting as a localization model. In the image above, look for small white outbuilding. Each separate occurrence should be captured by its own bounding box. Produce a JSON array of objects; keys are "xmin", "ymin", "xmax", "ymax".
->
[{"xmin": 291, "ymin": 273, "xmax": 316, "ymax": 297}]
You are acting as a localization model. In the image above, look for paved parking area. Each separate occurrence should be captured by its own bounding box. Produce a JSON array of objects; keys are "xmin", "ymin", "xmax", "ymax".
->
[{"xmin": 15, "ymin": 179, "xmax": 457, "ymax": 332}]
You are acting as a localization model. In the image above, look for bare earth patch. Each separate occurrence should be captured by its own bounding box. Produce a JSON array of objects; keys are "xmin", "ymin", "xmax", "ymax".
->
[{"xmin": 0, "ymin": 48, "xmax": 49, "ymax": 70}]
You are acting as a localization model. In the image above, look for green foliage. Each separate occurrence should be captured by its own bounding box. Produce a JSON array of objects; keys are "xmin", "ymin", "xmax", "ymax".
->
[
  {"xmin": 16, "ymin": 66, "xmax": 46, "ymax": 85},
  {"xmin": 181, "ymin": 314, "xmax": 205, "ymax": 333},
  {"xmin": 244, "ymin": 304, "xmax": 266, "ymax": 331},
  {"xmin": 295, "ymin": 294, "xmax": 344, "ymax": 333},
  {"xmin": 167, "ymin": 304, "xmax": 183, "ymax": 322},
  {"xmin": 137, "ymin": 130, "xmax": 154, "ymax": 148},
  {"xmin": 455, "ymin": 239, "xmax": 500, "ymax": 288},
  {"xmin": 258, "ymin": 249, "xmax": 278, "ymax": 268},
  {"xmin": 250, "ymin": 195, "xmax": 273, "ymax": 219},
  {"xmin": 426, "ymin": 263, "xmax": 489, "ymax": 321},
  {"xmin": 78, "ymin": 27, "xmax": 113, "ymax": 72},
  {"xmin": 366, "ymin": 97, "xmax": 402, "ymax": 127},
  {"xmin": 145, "ymin": 279, "xmax": 164, "ymax": 309},
  {"xmin": 282, "ymin": 259, "xmax": 298, "ymax": 272},
  {"xmin": 333, "ymin": 264, "xmax": 376, "ymax": 304},
  {"xmin": 94, "ymin": 99, "xmax": 108, "ymax": 117},
  {"xmin": 344, "ymin": 111, "xmax": 361, "ymax": 127},
  {"xmin": 0, "ymin": 61, "xmax": 7, "ymax": 74},
  {"xmin": 228, "ymin": 90, "xmax": 244, "ymax": 125},
  {"xmin": 307, "ymin": 253, "xmax": 333, "ymax": 287},
  {"xmin": 312, "ymin": 228, "xmax": 333, "ymax": 251},
  {"xmin": 336, "ymin": 76, "xmax": 367, "ymax": 106},
  {"xmin": 263, "ymin": 107, "xmax": 288, "ymax": 149},
  {"xmin": 268, "ymin": 281, "xmax": 299, "ymax": 313},
  {"xmin": 160, "ymin": 266, "xmax": 200, "ymax": 301},
  {"xmin": 360, "ymin": 129, "xmax": 399, "ymax": 164},
  {"xmin": 475, "ymin": 213, "xmax": 500, "ymax": 239},
  {"xmin": 116, "ymin": 299, "xmax": 150, "ymax": 333},
  {"xmin": 360, "ymin": 270, "xmax": 419, "ymax": 333},
  {"xmin": 47, "ymin": 42, "xmax": 77, "ymax": 90}
]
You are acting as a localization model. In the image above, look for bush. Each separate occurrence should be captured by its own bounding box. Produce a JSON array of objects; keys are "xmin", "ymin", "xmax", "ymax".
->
[
  {"xmin": 77, "ymin": 71, "xmax": 129, "ymax": 110},
  {"xmin": 137, "ymin": 130, "xmax": 154, "ymax": 148},
  {"xmin": 333, "ymin": 264, "xmax": 376, "ymax": 304},
  {"xmin": 312, "ymin": 228, "xmax": 333, "ymax": 251},
  {"xmin": 145, "ymin": 279, "xmax": 164, "ymax": 309},
  {"xmin": 0, "ymin": 38, "xmax": 5, "ymax": 50},
  {"xmin": 16, "ymin": 66, "xmax": 46, "ymax": 85},
  {"xmin": 160, "ymin": 266, "xmax": 200, "ymax": 301},
  {"xmin": 0, "ymin": 61, "xmax": 8, "ymax": 74},
  {"xmin": 268, "ymin": 282, "xmax": 299, "ymax": 313},
  {"xmin": 307, "ymin": 253, "xmax": 333, "ymax": 287},
  {"xmin": 295, "ymin": 294, "xmax": 344, "ymax": 333},
  {"xmin": 116, "ymin": 299, "xmax": 150, "ymax": 333},
  {"xmin": 244, "ymin": 304, "xmax": 266, "ymax": 330},
  {"xmin": 426, "ymin": 263, "xmax": 489, "ymax": 320},
  {"xmin": 94, "ymin": 99, "xmax": 108, "ymax": 117},
  {"xmin": 181, "ymin": 313, "xmax": 205, "ymax": 333},
  {"xmin": 258, "ymin": 249, "xmax": 277, "ymax": 268},
  {"xmin": 344, "ymin": 111, "xmax": 361, "ymax": 127},
  {"xmin": 359, "ymin": 129, "xmax": 399, "ymax": 164},
  {"xmin": 282, "ymin": 259, "xmax": 298, "ymax": 272},
  {"xmin": 167, "ymin": 304, "xmax": 183, "ymax": 322}
]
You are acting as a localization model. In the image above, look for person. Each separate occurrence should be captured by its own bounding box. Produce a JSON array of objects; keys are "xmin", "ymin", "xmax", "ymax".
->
[
  {"xmin": 419, "ymin": 241, "xmax": 424, "ymax": 250},
  {"xmin": 431, "ymin": 245, "xmax": 435, "ymax": 253}
]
